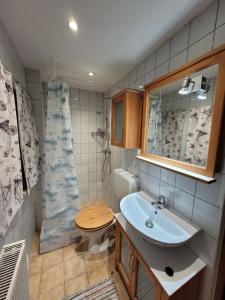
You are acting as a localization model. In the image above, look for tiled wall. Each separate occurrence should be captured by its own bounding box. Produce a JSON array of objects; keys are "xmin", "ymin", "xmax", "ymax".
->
[
  {"xmin": 70, "ymin": 88, "xmax": 105, "ymax": 205},
  {"xmin": 104, "ymin": 1, "xmax": 225, "ymax": 299},
  {"xmin": 0, "ymin": 20, "xmax": 35, "ymax": 254}
]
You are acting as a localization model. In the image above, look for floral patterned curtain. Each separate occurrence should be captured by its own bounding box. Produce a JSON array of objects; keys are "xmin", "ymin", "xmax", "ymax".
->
[
  {"xmin": 184, "ymin": 105, "xmax": 213, "ymax": 166},
  {"xmin": 15, "ymin": 82, "xmax": 40, "ymax": 194},
  {"xmin": 40, "ymin": 79, "xmax": 80, "ymax": 253},
  {"xmin": 162, "ymin": 110, "xmax": 186, "ymax": 160},
  {"xmin": 0, "ymin": 62, "xmax": 23, "ymax": 240}
]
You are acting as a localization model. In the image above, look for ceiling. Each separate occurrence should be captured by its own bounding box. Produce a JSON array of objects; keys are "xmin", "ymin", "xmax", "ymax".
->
[{"xmin": 0, "ymin": 0, "xmax": 214, "ymax": 92}]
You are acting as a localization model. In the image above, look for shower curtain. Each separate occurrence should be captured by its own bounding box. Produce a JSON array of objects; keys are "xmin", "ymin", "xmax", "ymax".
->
[
  {"xmin": 147, "ymin": 98, "xmax": 162, "ymax": 155},
  {"xmin": 40, "ymin": 79, "xmax": 80, "ymax": 253}
]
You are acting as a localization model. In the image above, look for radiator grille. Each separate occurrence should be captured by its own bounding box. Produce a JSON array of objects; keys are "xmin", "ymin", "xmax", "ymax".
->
[{"xmin": 0, "ymin": 240, "xmax": 29, "ymax": 300}]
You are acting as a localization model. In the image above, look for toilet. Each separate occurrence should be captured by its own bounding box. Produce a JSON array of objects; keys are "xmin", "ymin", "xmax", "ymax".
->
[{"xmin": 75, "ymin": 168, "xmax": 139, "ymax": 254}]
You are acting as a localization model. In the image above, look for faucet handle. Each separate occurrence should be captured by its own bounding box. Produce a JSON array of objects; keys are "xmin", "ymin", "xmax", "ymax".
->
[{"xmin": 158, "ymin": 195, "xmax": 165, "ymax": 205}]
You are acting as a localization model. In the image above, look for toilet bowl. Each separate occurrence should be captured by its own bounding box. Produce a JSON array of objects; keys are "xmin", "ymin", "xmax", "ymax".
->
[{"xmin": 75, "ymin": 169, "xmax": 139, "ymax": 255}]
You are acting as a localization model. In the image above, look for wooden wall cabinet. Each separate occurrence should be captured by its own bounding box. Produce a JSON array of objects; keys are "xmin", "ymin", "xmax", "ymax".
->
[
  {"xmin": 115, "ymin": 220, "xmax": 201, "ymax": 300},
  {"xmin": 111, "ymin": 89, "xmax": 142, "ymax": 148}
]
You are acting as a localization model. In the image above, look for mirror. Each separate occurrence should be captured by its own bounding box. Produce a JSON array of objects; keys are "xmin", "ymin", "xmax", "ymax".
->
[
  {"xmin": 115, "ymin": 100, "xmax": 124, "ymax": 141},
  {"xmin": 141, "ymin": 48, "xmax": 225, "ymax": 179},
  {"xmin": 146, "ymin": 64, "xmax": 218, "ymax": 167}
]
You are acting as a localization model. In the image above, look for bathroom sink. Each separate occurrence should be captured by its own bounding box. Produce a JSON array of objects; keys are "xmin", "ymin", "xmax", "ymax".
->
[{"xmin": 120, "ymin": 191, "xmax": 200, "ymax": 247}]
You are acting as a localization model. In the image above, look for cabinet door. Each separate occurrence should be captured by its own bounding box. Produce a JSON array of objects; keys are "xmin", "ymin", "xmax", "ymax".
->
[
  {"xmin": 134, "ymin": 258, "xmax": 161, "ymax": 300},
  {"xmin": 112, "ymin": 97, "xmax": 125, "ymax": 146},
  {"xmin": 116, "ymin": 225, "xmax": 134, "ymax": 290}
]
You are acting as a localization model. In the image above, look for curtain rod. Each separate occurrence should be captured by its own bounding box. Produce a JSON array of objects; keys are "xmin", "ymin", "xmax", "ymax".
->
[{"xmin": 43, "ymin": 76, "xmax": 112, "ymax": 89}]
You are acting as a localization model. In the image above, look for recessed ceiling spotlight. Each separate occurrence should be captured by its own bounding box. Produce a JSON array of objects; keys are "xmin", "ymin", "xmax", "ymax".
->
[
  {"xmin": 88, "ymin": 72, "xmax": 95, "ymax": 77},
  {"xmin": 69, "ymin": 20, "xmax": 78, "ymax": 32},
  {"xmin": 138, "ymin": 85, "xmax": 143, "ymax": 89}
]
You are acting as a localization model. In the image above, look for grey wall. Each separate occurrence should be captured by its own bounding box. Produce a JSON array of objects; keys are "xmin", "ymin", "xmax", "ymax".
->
[
  {"xmin": 104, "ymin": 1, "xmax": 225, "ymax": 299},
  {"xmin": 0, "ymin": 20, "xmax": 36, "ymax": 254}
]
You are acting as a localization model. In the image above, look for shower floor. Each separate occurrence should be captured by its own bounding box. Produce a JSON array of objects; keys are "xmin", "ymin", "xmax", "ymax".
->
[{"xmin": 28, "ymin": 232, "xmax": 129, "ymax": 300}]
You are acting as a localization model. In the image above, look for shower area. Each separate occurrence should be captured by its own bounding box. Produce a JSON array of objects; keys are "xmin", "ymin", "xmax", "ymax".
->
[{"xmin": 40, "ymin": 81, "xmax": 111, "ymax": 252}]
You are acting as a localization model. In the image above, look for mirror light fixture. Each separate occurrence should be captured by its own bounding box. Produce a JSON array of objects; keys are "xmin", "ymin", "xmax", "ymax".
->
[
  {"xmin": 88, "ymin": 72, "xmax": 95, "ymax": 76},
  {"xmin": 178, "ymin": 77, "xmax": 191, "ymax": 95},
  {"xmin": 196, "ymin": 91, "xmax": 207, "ymax": 100}
]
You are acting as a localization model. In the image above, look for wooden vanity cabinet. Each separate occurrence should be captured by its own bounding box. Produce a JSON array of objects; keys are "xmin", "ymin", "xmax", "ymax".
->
[
  {"xmin": 115, "ymin": 220, "xmax": 202, "ymax": 300},
  {"xmin": 111, "ymin": 89, "xmax": 142, "ymax": 148},
  {"xmin": 115, "ymin": 222, "xmax": 161, "ymax": 300}
]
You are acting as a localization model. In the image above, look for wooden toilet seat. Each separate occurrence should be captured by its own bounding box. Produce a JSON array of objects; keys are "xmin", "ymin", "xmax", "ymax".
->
[{"xmin": 75, "ymin": 202, "xmax": 114, "ymax": 231}]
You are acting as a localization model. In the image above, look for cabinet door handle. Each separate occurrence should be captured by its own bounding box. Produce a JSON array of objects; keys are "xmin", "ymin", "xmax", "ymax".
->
[{"xmin": 131, "ymin": 255, "xmax": 135, "ymax": 271}]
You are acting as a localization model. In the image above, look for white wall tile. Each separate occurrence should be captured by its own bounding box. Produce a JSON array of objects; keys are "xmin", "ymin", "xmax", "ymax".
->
[
  {"xmin": 140, "ymin": 171, "xmax": 148, "ymax": 191},
  {"xmin": 80, "ymin": 89, "xmax": 89, "ymax": 99},
  {"xmin": 145, "ymin": 52, "xmax": 156, "ymax": 73},
  {"xmin": 217, "ymin": 0, "xmax": 225, "ymax": 28},
  {"xmin": 155, "ymin": 61, "xmax": 169, "ymax": 79},
  {"xmin": 130, "ymin": 68, "xmax": 137, "ymax": 83},
  {"xmin": 159, "ymin": 181, "xmax": 175, "ymax": 207},
  {"xmin": 189, "ymin": 2, "xmax": 217, "ymax": 45},
  {"xmin": 174, "ymin": 188, "xmax": 194, "ymax": 219},
  {"xmin": 148, "ymin": 164, "xmax": 161, "ymax": 178},
  {"xmin": 147, "ymin": 175, "xmax": 160, "ymax": 197},
  {"xmin": 195, "ymin": 173, "xmax": 225, "ymax": 208},
  {"xmin": 169, "ymin": 50, "xmax": 187, "ymax": 71},
  {"xmin": 188, "ymin": 33, "xmax": 214, "ymax": 62},
  {"xmin": 70, "ymin": 88, "xmax": 79, "ymax": 99},
  {"xmin": 156, "ymin": 41, "xmax": 170, "ymax": 66},
  {"xmin": 88, "ymin": 91, "xmax": 97, "ymax": 101},
  {"xmin": 160, "ymin": 169, "xmax": 176, "ymax": 186},
  {"xmin": 144, "ymin": 70, "xmax": 155, "ymax": 85},
  {"xmin": 123, "ymin": 73, "xmax": 130, "ymax": 88},
  {"xmin": 170, "ymin": 25, "xmax": 190, "ymax": 57},
  {"xmin": 137, "ymin": 60, "xmax": 145, "ymax": 79},
  {"xmin": 175, "ymin": 174, "xmax": 196, "ymax": 194},
  {"xmin": 192, "ymin": 197, "xmax": 221, "ymax": 239},
  {"xmin": 213, "ymin": 23, "xmax": 225, "ymax": 48}
]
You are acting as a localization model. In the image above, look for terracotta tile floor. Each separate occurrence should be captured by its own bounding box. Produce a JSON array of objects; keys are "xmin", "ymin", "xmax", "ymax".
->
[{"xmin": 29, "ymin": 232, "xmax": 130, "ymax": 300}]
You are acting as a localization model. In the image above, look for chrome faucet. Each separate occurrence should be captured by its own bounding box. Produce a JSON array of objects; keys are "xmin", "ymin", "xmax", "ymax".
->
[{"xmin": 151, "ymin": 195, "xmax": 166, "ymax": 208}]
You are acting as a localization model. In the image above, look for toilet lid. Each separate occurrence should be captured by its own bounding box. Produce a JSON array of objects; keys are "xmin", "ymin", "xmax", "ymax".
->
[{"xmin": 75, "ymin": 202, "xmax": 114, "ymax": 230}]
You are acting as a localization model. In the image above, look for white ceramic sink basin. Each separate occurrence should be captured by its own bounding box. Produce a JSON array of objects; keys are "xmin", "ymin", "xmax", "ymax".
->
[{"xmin": 120, "ymin": 191, "xmax": 200, "ymax": 247}]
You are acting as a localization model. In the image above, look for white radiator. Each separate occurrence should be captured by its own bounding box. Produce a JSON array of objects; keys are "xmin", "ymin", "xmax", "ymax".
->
[{"xmin": 0, "ymin": 240, "xmax": 29, "ymax": 300}]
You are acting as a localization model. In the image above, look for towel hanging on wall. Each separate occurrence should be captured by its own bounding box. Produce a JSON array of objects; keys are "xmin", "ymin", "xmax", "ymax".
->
[
  {"xmin": 15, "ymin": 82, "xmax": 40, "ymax": 194},
  {"xmin": 0, "ymin": 62, "xmax": 23, "ymax": 240}
]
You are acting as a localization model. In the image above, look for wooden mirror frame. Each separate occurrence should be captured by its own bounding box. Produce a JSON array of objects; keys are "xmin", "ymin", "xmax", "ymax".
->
[{"xmin": 141, "ymin": 44, "xmax": 225, "ymax": 178}]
